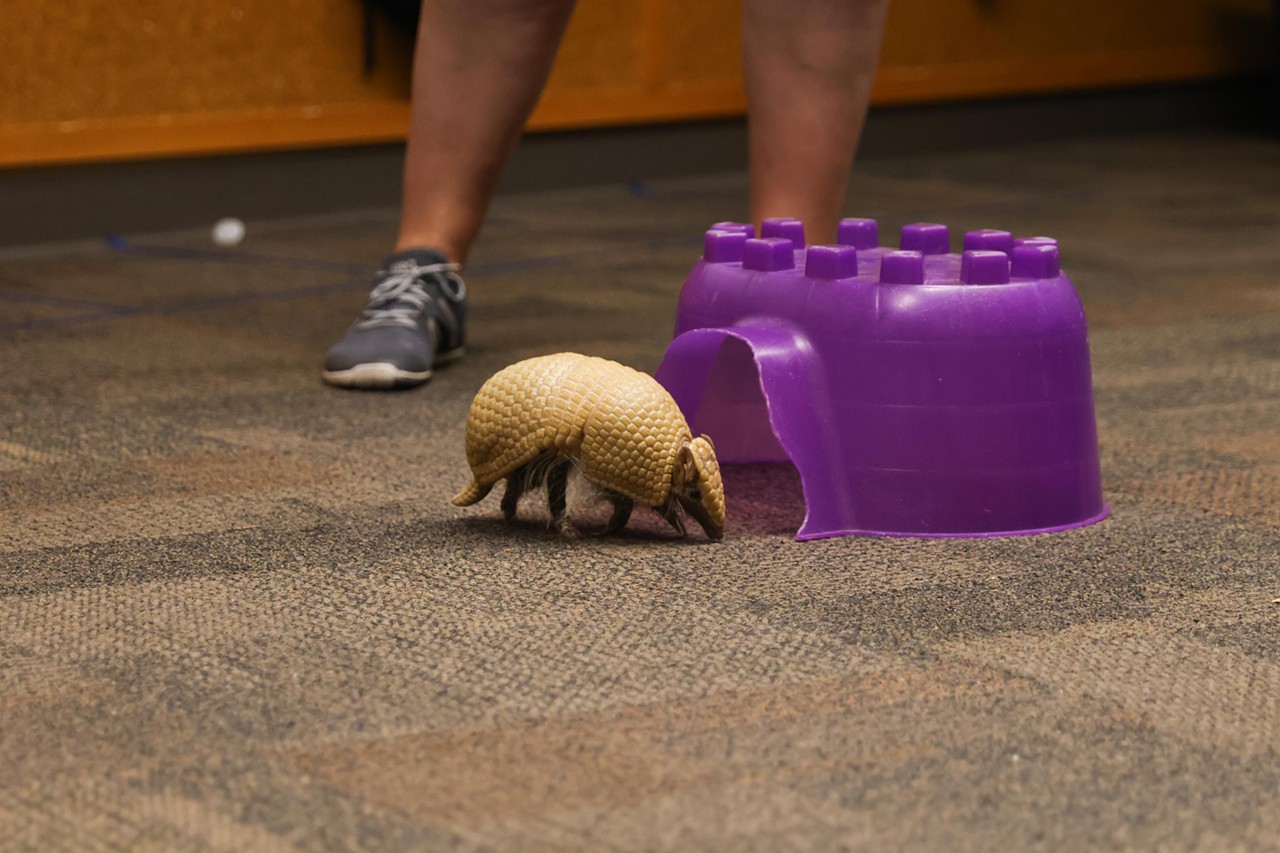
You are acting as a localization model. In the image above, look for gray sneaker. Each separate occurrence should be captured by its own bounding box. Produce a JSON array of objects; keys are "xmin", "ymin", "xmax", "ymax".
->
[{"xmin": 322, "ymin": 248, "xmax": 467, "ymax": 389}]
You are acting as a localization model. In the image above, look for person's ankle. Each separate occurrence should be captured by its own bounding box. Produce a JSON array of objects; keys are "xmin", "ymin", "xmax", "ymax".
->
[{"xmin": 394, "ymin": 236, "xmax": 465, "ymax": 266}]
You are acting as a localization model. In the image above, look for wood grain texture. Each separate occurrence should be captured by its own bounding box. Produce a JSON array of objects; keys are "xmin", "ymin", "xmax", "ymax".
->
[
  {"xmin": 0, "ymin": 0, "xmax": 1269, "ymax": 167},
  {"xmin": 0, "ymin": 0, "xmax": 413, "ymax": 123}
]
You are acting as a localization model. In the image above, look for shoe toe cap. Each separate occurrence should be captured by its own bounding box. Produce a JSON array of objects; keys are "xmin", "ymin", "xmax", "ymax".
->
[{"xmin": 324, "ymin": 327, "xmax": 433, "ymax": 373}]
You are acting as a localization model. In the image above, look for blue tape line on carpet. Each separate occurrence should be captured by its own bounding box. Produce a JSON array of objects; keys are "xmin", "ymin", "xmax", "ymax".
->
[
  {"xmin": 0, "ymin": 233, "xmax": 704, "ymax": 334},
  {"xmin": 0, "ymin": 289, "xmax": 136, "ymax": 311},
  {"xmin": 105, "ymin": 239, "xmax": 371, "ymax": 273},
  {"xmin": 104, "ymin": 234, "xmax": 702, "ymax": 279}
]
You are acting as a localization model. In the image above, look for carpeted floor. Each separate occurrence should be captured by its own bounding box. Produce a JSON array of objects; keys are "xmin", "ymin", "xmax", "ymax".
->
[{"xmin": 2, "ymin": 131, "xmax": 1279, "ymax": 851}]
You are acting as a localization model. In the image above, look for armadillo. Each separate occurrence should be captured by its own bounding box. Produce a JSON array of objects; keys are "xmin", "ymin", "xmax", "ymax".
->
[{"xmin": 451, "ymin": 352, "xmax": 725, "ymax": 540}]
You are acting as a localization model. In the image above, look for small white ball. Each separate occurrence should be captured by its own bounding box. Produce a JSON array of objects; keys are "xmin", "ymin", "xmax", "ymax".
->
[{"xmin": 212, "ymin": 217, "xmax": 246, "ymax": 247}]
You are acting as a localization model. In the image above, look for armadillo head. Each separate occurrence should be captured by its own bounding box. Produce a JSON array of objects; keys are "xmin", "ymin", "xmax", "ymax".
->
[{"xmin": 664, "ymin": 435, "xmax": 725, "ymax": 541}]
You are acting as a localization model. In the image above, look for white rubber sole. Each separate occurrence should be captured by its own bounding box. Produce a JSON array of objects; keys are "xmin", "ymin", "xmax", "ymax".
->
[
  {"xmin": 321, "ymin": 347, "xmax": 464, "ymax": 390},
  {"xmin": 322, "ymin": 363, "xmax": 432, "ymax": 389}
]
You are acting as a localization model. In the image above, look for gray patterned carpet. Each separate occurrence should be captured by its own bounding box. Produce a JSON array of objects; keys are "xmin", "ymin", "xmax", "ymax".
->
[{"xmin": 2, "ymin": 131, "xmax": 1279, "ymax": 851}]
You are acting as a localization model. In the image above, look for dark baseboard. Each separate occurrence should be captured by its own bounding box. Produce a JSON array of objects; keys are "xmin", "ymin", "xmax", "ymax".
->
[
  {"xmin": 1, "ymin": 77, "xmax": 1271, "ymax": 249},
  {"xmin": 858, "ymin": 76, "xmax": 1274, "ymax": 157}
]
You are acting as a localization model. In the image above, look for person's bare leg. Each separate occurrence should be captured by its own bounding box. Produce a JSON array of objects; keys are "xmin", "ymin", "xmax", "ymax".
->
[
  {"xmin": 742, "ymin": 0, "xmax": 889, "ymax": 245},
  {"xmin": 322, "ymin": 0, "xmax": 575, "ymax": 389},
  {"xmin": 396, "ymin": 0, "xmax": 579, "ymax": 264}
]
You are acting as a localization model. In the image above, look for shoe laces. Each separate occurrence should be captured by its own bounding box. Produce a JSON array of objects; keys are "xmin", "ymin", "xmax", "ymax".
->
[{"xmin": 356, "ymin": 260, "xmax": 466, "ymax": 330}]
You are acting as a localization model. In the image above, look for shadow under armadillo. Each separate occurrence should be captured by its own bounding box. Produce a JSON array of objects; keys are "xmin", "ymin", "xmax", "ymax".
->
[
  {"xmin": 450, "ymin": 460, "xmax": 803, "ymax": 542},
  {"xmin": 452, "ymin": 509, "xmax": 718, "ymax": 545}
]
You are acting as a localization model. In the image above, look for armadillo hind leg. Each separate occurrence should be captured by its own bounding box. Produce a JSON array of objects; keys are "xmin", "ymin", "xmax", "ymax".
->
[
  {"xmin": 503, "ymin": 453, "xmax": 557, "ymax": 522},
  {"xmin": 546, "ymin": 459, "xmax": 580, "ymax": 539},
  {"xmin": 500, "ymin": 476, "xmax": 524, "ymax": 522},
  {"xmin": 603, "ymin": 495, "xmax": 634, "ymax": 536}
]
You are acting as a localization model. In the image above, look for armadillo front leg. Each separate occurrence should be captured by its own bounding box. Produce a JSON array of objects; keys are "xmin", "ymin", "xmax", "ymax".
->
[
  {"xmin": 546, "ymin": 459, "xmax": 580, "ymax": 539},
  {"xmin": 603, "ymin": 494, "xmax": 634, "ymax": 536}
]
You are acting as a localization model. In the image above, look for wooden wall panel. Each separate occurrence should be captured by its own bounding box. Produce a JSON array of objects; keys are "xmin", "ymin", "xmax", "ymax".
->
[
  {"xmin": 542, "ymin": 1, "xmax": 648, "ymax": 92},
  {"xmin": 531, "ymin": 0, "xmax": 748, "ymax": 128},
  {"xmin": 1, "ymin": 0, "xmax": 412, "ymax": 123},
  {"xmin": 871, "ymin": 0, "xmax": 1271, "ymax": 101},
  {"xmin": 0, "ymin": 0, "xmax": 1270, "ymax": 168},
  {"xmin": 665, "ymin": 0, "xmax": 744, "ymax": 88}
]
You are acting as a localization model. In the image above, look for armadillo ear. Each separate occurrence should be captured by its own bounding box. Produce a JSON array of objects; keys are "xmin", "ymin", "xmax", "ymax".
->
[
  {"xmin": 698, "ymin": 434, "xmax": 716, "ymax": 452},
  {"xmin": 677, "ymin": 443, "xmax": 696, "ymax": 485}
]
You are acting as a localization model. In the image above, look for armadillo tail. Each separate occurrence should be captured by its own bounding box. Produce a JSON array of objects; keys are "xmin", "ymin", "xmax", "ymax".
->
[{"xmin": 451, "ymin": 480, "xmax": 493, "ymax": 507}]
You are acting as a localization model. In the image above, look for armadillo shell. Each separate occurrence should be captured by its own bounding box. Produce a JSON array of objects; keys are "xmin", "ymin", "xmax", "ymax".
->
[{"xmin": 460, "ymin": 353, "xmax": 692, "ymax": 507}]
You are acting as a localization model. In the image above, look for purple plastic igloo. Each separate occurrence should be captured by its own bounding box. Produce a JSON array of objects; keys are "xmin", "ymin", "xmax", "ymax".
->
[{"xmin": 655, "ymin": 217, "xmax": 1110, "ymax": 540}]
